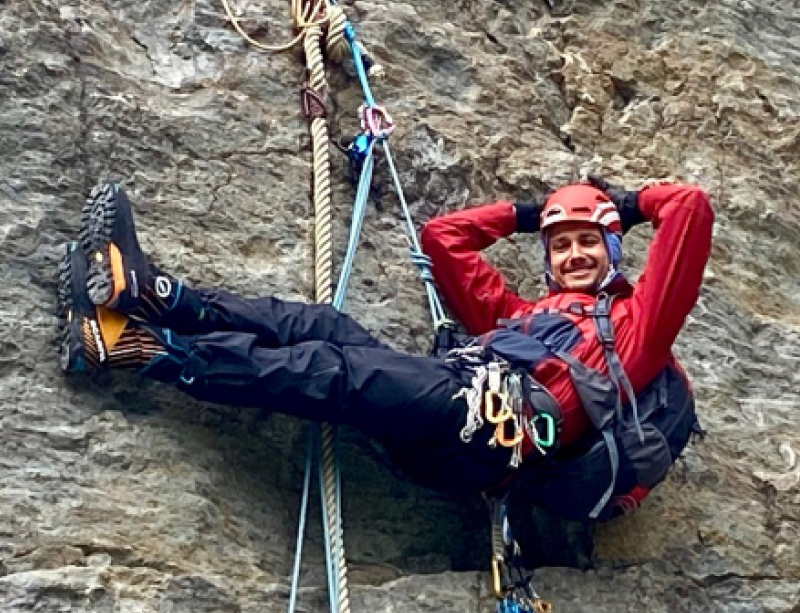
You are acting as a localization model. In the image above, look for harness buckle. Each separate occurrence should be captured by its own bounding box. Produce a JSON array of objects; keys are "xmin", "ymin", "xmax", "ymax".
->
[{"xmin": 567, "ymin": 301, "xmax": 585, "ymax": 316}]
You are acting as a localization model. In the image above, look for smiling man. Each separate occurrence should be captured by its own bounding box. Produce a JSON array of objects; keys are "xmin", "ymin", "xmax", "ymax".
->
[
  {"xmin": 548, "ymin": 223, "xmax": 609, "ymax": 291},
  {"xmin": 421, "ymin": 179, "xmax": 714, "ymax": 518}
]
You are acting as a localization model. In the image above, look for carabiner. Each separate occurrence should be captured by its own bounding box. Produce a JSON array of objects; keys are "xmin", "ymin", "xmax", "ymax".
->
[
  {"xmin": 533, "ymin": 414, "xmax": 556, "ymax": 448},
  {"xmin": 491, "ymin": 556, "xmax": 510, "ymax": 598},
  {"xmin": 358, "ymin": 103, "xmax": 395, "ymax": 139},
  {"xmin": 485, "ymin": 390, "xmax": 512, "ymax": 424},
  {"xmin": 494, "ymin": 420, "xmax": 524, "ymax": 448}
]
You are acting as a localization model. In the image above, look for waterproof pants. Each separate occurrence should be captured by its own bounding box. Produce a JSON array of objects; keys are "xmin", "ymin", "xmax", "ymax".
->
[{"xmin": 148, "ymin": 287, "xmax": 514, "ymax": 493}]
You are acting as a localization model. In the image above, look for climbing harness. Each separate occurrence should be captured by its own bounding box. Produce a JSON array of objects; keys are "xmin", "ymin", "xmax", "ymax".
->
[{"xmin": 223, "ymin": 1, "xmax": 549, "ymax": 611}]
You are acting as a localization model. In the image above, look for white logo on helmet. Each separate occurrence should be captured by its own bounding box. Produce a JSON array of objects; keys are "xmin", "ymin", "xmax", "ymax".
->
[
  {"xmin": 155, "ymin": 276, "xmax": 172, "ymax": 299},
  {"xmin": 590, "ymin": 201, "xmax": 621, "ymax": 228},
  {"xmin": 592, "ymin": 202, "xmax": 621, "ymax": 227},
  {"xmin": 541, "ymin": 204, "xmax": 568, "ymax": 228}
]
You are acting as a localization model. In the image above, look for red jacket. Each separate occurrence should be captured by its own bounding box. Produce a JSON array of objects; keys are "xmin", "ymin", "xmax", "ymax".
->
[{"xmin": 421, "ymin": 184, "xmax": 714, "ymax": 446}]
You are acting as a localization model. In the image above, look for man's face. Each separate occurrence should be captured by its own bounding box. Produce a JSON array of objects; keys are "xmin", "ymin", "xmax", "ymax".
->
[{"xmin": 547, "ymin": 222, "xmax": 610, "ymax": 292}]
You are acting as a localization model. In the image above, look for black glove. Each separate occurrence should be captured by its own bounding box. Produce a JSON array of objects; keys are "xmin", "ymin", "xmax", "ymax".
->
[
  {"xmin": 586, "ymin": 175, "xmax": 646, "ymax": 234},
  {"xmin": 514, "ymin": 199, "xmax": 545, "ymax": 233}
]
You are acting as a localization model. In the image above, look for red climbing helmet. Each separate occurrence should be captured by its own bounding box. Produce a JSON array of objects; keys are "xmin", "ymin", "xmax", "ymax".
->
[{"xmin": 540, "ymin": 184, "xmax": 622, "ymax": 235}]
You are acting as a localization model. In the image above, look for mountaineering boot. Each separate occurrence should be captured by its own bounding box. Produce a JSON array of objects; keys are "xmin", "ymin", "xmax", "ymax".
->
[
  {"xmin": 57, "ymin": 241, "xmax": 185, "ymax": 379},
  {"xmin": 79, "ymin": 182, "xmax": 202, "ymax": 325}
]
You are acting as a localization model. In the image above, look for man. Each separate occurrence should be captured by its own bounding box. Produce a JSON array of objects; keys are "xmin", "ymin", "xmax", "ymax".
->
[
  {"xmin": 58, "ymin": 178, "xmax": 713, "ymax": 519},
  {"xmin": 420, "ymin": 179, "xmax": 713, "ymax": 517}
]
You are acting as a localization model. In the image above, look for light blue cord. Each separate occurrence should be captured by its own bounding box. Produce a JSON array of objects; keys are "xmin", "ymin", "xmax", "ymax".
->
[
  {"xmin": 333, "ymin": 139, "xmax": 376, "ymax": 310},
  {"xmin": 288, "ymin": 431, "xmax": 315, "ymax": 613},
  {"xmin": 383, "ymin": 143, "xmax": 449, "ymax": 328}
]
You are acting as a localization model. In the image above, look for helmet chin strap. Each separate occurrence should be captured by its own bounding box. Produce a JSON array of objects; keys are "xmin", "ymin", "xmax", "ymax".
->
[{"xmin": 596, "ymin": 265, "xmax": 624, "ymax": 291}]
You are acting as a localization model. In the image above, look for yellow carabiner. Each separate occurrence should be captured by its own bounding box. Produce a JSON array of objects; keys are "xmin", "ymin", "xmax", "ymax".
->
[
  {"xmin": 485, "ymin": 390, "xmax": 512, "ymax": 423},
  {"xmin": 490, "ymin": 556, "xmax": 506, "ymax": 598},
  {"xmin": 534, "ymin": 599, "xmax": 553, "ymax": 613},
  {"xmin": 494, "ymin": 420, "xmax": 524, "ymax": 448}
]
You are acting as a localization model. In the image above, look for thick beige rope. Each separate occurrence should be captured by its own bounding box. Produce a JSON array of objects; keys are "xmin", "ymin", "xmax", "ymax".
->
[
  {"xmin": 301, "ymin": 10, "xmax": 353, "ymax": 613},
  {"xmin": 219, "ymin": 0, "xmax": 327, "ymax": 51},
  {"xmin": 221, "ymin": 3, "xmax": 351, "ymax": 612}
]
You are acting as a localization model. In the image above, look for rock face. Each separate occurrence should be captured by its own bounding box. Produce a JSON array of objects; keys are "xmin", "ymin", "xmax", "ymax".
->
[{"xmin": 2, "ymin": 0, "xmax": 800, "ymax": 611}]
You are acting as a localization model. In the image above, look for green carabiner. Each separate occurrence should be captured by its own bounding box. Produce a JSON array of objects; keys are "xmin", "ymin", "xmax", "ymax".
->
[{"xmin": 535, "ymin": 414, "xmax": 556, "ymax": 448}]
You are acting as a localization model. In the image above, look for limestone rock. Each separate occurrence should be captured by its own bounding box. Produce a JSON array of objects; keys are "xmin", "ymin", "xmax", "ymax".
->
[{"xmin": 2, "ymin": 0, "xmax": 799, "ymax": 611}]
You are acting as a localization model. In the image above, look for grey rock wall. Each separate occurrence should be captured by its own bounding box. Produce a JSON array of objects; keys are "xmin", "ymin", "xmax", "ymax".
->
[{"xmin": 1, "ymin": 0, "xmax": 799, "ymax": 611}]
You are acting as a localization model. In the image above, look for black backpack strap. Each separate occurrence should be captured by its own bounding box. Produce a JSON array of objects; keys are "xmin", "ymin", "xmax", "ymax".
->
[
  {"xmin": 552, "ymin": 348, "xmax": 619, "ymax": 519},
  {"xmin": 593, "ymin": 294, "xmax": 645, "ymax": 443},
  {"xmin": 592, "ymin": 429, "xmax": 620, "ymax": 518}
]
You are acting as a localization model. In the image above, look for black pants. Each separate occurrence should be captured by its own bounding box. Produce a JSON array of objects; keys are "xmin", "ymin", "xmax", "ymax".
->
[{"xmin": 148, "ymin": 287, "xmax": 514, "ymax": 493}]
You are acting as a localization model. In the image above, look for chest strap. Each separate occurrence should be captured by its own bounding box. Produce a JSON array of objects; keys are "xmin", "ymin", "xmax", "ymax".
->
[{"xmin": 594, "ymin": 294, "xmax": 645, "ymax": 443}]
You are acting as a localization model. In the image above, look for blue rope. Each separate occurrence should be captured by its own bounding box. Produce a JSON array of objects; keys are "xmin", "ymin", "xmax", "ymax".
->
[
  {"xmin": 288, "ymin": 431, "xmax": 315, "ymax": 613},
  {"xmin": 344, "ymin": 24, "xmax": 376, "ymax": 107},
  {"xmin": 292, "ymin": 24, "xmax": 377, "ymax": 612},
  {"xmin": 333, "ymin": 138, "xmax": 376, "ymax": 310},
  {"xmin": 332, "ymin": 0, "xmax": 449, "ymax": 329},
  {"xmin": 329, "ymin": 0, "xmax": 376, "ymax": 106}
]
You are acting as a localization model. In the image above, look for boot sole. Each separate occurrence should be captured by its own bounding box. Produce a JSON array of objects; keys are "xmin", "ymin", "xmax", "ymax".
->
[
  {"xmin": 56, "ymin": 242, "xmax": 87, "ymax": 372},
  {"xmin": 80, "ymin": 183, "xmax": 121, "ymax": 307}
]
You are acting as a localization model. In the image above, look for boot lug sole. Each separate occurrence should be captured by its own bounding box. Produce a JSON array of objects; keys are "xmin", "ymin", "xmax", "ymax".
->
[{"xmin": 80, "ymin": 183, "xmax": 118, "ymax": 307}]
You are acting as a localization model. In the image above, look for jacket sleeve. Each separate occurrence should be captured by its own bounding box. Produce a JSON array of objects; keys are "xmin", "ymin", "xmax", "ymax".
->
[
  {"xmin": 420, "ymin": 201, "xmax": 537, "ymax": 335},
  {"xmin": 627, "ymin": 184, "xmax": 715, "ymax": 361}
]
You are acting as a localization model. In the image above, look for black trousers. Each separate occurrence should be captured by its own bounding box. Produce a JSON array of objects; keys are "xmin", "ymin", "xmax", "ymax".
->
[{"xmin": 148, "ymin": 287, "xmax": 514, "ymax": 493}]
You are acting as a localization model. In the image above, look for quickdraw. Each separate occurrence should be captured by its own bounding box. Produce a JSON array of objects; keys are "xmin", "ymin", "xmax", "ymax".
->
[
  {"xmin": 482, "ymin": 364, "xmax": 529, "ymax": 468},
  {"xmin": 453, "ymin": 352, "xmax": 558, "ymax": 468},
  {"xmin": 490, "ymin": 498, "xmax": 552, "ymax": 613}
]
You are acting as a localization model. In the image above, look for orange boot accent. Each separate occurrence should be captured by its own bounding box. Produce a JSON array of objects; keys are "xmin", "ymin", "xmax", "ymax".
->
[
  {"xmin": 96, "ymin": 306, "xmax": 129, "ymax": 349},
  {"xmin": 108, "ymin": 243, "xmax": 127, "ymax": 305}
]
